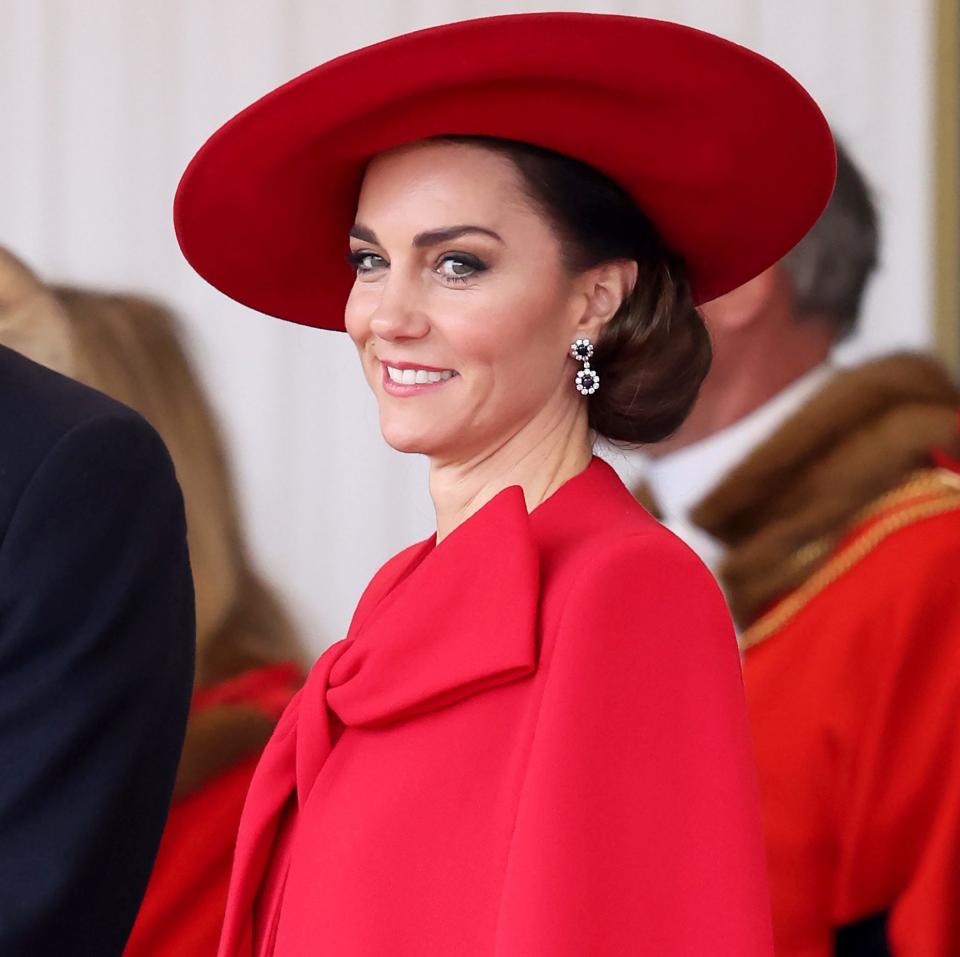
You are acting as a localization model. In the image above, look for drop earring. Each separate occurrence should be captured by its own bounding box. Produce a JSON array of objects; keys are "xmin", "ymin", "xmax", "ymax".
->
[{"xmin": 570, "ymin": 337, "xmax": 600, "ymax": 396}]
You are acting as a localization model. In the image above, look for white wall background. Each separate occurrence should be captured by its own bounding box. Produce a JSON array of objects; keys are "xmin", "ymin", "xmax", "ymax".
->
[{"xmin": 1, "ymin": 0, "xmax": 936, "ymax": 655}]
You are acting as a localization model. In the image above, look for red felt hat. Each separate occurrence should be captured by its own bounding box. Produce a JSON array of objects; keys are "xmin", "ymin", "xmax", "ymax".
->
[{"xmin": 174, "ymin": 12, "xmax": 835, "ymax": 330}]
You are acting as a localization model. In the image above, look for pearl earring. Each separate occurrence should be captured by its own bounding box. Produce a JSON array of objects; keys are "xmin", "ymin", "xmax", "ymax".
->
[{"xmin": 570, "ymin": 337, "xmax": 600, "ymax": 396}]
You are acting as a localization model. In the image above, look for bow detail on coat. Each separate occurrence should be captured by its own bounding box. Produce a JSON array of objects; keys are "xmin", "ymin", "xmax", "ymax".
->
[{"xmin": 218, "ymin": 484, "xmax": 542, "ymax": 957}]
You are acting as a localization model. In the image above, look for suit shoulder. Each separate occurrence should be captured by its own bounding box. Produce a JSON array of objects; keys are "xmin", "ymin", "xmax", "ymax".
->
[
  {"xmin": 0, "ymin": 345, "xmax": 136, "ymax": 441},
  {"xmin": 0, "ymin": 347, "xmax": 175, "ymax": 527}
]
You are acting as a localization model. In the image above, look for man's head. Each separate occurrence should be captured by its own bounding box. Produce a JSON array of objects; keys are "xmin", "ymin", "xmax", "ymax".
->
[
  {"xmin": 779, "ymin": 139, "xmax": 880, "ymax": 338},
  {"xmin": 652, "ymin": 139, "xmax": 880, "ymax": 452}
]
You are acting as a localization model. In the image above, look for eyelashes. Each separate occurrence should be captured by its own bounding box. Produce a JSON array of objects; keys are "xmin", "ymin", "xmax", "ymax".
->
[
  {"xmin": 344, "ymin": 250, "xmax": 384, "ymax": 274},
  {"xmin": 436, "ymin": 253, "xmax": 489, "ymax": 284},
  {"xmin": 345, "ymin": 250, "xmax": 489, "ymax": 285}
]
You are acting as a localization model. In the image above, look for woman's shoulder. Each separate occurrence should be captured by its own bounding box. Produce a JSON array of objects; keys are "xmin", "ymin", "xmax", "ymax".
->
[
  {"xmin": 547, "ymin": 488, "xmax": 732, "ymax": 644},
  {"xmin": 561, "ymin": 464, "xmax": 713, "ymax": 577},
  {"xmin": 581, "ymin": 520, "xmax": 721, "ymax": 598},
  {"xmin": 543, "ymin": 513, "xmax": 741, "ymax": 710},
  {"xmin": 544, "ymin": 528, "xmax": 740, "ymax": 706}
]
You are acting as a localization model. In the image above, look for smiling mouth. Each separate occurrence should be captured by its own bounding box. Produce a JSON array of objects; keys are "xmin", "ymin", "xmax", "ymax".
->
[
  {"xmin": 379, "ymin": 361, "xmax": 459, "ymax": 395},
  {"xmin": 385, "ymin": 365, "xmax": 456, "ymax": 385}
]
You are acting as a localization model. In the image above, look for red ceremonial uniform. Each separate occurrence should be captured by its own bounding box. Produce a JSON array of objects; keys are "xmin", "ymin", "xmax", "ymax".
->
[
  {"xmin": 217, "ymin": 457, "xmax": 774, "ymax": 956},
  {"xmin": 663, "ymin": 354, "xmax": 960, "ymax": 956},
  {"xmin": 741, "ymin": 465, "xmax": 960, "ymax": 956}
]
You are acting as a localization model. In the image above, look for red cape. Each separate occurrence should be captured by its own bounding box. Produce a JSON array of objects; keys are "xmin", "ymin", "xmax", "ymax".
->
[{"xmin": 217, "ymin": 458, "xmax": 773, "ymax": 956}]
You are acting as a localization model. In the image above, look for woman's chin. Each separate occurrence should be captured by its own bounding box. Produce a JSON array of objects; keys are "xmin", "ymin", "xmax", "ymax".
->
[{"xmin": 379, "ymin": 421, "xmax": 448, "ymax": 457}]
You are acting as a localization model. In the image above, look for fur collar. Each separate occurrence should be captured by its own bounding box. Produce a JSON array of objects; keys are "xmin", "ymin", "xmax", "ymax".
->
[{"xmin": 688, "ymin": 353, "xmax": 959, "ymax": 626}]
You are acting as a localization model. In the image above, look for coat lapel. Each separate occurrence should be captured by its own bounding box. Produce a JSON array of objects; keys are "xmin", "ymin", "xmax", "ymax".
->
[{"xmin": 217, "ymin": 644, "xmax": 349, "ymax": 957}]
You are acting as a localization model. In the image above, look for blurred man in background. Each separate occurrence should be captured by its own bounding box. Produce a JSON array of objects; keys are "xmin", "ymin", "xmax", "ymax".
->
[
  {"xmin": 0, "ymin": 247, "xmax": 307, "ymax": 955},
  {"xmin": 616, "ymin": 143, "xmax": 960, "ymax": 955},
  {"xmin": 0, "ymin": 249, "xmax": 195, "ymax": 954}
]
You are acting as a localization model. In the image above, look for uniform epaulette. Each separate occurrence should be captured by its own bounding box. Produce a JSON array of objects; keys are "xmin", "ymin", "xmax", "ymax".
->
[{"xmin": 740, "ymin": 468, "xmax": 960, "ymax": 652}]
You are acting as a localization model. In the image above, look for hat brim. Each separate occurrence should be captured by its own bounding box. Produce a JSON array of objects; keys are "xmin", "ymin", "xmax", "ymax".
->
[{"xmin": 174, "ymin": 12, "xmax": 835, "ymax": 329}]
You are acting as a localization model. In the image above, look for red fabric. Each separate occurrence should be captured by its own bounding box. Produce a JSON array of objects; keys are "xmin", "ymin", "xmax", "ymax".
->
[
  {"xmin": 174, "ymin": 13, "xmax": 834, "ymax": 327},
  {"xmin": 123, "ymin": 664, "xmax": 301, "ymax": 957},
  {"xmin": 744, "ymin": 493, "xmax": 960, "ymax": 956},
  {"xmin": 217, "ymin": 457, "xmax": 774, "ymax": 956},
  {"xmin": 191, "ymin": 663, "xmax": 302, "ymax": 716}
]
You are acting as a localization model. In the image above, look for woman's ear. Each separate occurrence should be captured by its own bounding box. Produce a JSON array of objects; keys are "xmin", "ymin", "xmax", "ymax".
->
[{"xmin": 575, "ymin": 259, "xmax": 638, "ymax": 338}]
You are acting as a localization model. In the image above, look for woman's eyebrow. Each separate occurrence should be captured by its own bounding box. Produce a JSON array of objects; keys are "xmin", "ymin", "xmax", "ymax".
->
[{"xmin": 349, "ymin": 224, "xmax": 504, "ymax": 247}]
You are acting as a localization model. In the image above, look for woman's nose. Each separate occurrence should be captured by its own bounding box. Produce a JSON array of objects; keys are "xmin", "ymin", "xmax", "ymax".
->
[{"xmin": 367, "ymin": 274, "xmax": 430, "ymax": 342}]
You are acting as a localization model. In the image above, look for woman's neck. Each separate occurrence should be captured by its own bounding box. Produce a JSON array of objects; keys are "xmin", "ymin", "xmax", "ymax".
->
[{"xmin": 428, "ymin": 406, "xmax": 593, "ymax": 544}]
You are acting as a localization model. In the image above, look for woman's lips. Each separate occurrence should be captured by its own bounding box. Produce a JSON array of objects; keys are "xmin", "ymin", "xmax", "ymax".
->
[{"xmin": 380, "ymin": 361, "xmax": 458, "ymax": 396}]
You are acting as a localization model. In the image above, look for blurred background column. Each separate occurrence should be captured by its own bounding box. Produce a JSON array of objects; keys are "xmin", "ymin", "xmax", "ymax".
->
[{"xmin": 934, "ymin": 0, "xmax": 960, "ymax": 372}]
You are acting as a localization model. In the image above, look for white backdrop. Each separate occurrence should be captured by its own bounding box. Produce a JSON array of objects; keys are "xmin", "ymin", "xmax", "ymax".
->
[{"xmin": 1, "ymin": 0, "xmax": 936, "ymax": 654}]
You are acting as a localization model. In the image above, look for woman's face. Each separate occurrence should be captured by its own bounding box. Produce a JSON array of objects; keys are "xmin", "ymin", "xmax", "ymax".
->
[{"xmin": 344, "ymin": 139, "xmax": 593, "ymax": 462}]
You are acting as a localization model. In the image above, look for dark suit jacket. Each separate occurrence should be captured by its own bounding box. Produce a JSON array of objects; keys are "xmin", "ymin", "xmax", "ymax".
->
[{"xmin": 0, "ymin": 345, "xmax": 195, "ymax": 955}]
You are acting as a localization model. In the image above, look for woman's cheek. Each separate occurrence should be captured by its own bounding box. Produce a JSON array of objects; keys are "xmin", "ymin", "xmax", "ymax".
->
[{"xmin": 343, "ymin": 285, "xmax": 366, "ymax": 338}]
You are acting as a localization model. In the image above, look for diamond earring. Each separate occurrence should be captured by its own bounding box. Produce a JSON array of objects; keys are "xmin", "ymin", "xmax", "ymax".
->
[{"xmin": 570, "ymin": 337, "xmax": 600, "ymax": 396}]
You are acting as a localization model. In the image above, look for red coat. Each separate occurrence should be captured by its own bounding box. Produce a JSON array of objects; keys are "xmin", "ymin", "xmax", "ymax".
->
[
  {"xmin": 124, "ymin": 664, "xmax": 301, "ymax": 957},
  {"xmin": 218, "ymin": 456, "xmax": 774, "ymax": 956},
  {"xmin": 741, "ymin": 465, "xmax": 960, "ymax": 955}
]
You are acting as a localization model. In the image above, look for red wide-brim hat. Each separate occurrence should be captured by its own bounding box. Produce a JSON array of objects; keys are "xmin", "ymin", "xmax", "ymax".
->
[{"xmin": 174, "ymin": 12, "xmax": 835, "ymax": 330}]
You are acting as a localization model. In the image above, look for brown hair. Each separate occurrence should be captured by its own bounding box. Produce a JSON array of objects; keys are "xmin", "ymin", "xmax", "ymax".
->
[
  {"xmin": 436, "ymin": 135, "xmax": 712, "ymax": 445},
  {"xmin": 49, "ymin": 285, "xmax": 306, "ymax": 687}
]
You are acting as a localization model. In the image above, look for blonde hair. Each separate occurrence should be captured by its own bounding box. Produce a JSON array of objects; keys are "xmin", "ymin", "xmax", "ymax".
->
[{"xmin": 0, "ymin": 248, "xmax": 304, "ymax": 686}]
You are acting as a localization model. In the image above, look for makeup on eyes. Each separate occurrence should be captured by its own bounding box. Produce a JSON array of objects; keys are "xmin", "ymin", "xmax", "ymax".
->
[{"xmin": 345, "ymin": 249, "xmax": 490, "ymax": 284}]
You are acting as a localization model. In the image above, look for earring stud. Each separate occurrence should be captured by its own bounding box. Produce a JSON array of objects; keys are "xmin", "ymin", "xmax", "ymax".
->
[{"xmin": 570, "ymin": 337, "xmax": 600, "ymax": 396}]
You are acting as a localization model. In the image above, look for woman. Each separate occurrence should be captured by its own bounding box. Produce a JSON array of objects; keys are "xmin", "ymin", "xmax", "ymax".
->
[
  {"xmin": 0, "ymin": 255, "xmax": 306, "ymax": 955},
  {"xmin": 174, "ymin": 13, "xmax": 835, "ymax": 955}
]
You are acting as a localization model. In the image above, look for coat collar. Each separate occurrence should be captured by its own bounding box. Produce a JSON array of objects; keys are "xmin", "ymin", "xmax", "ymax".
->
[
  {"xmin": 291, "ymin": 481, "xmax": 545, "ymax": 807},
  {"xmin": 219, "ymin": 455, "xmax": 623, "ymax": 956},
  {"xmin": 326, "ymin": 482, "xmax": 542, "ymax": 727}
]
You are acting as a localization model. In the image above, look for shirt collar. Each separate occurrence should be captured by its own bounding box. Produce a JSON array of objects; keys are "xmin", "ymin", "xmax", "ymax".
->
[{"xmin": 601, "ymin": 363, "xmax": 835, "ymax": 569}]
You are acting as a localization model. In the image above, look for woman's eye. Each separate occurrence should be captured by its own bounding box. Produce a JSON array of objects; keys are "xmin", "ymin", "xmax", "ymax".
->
[
  {"xmin": 345, "ymin": 250, "xmax": 488, "ymax": 284},
  {"xmin": 436, "ymin": 254, "xmax": 488, "ymax": 284},
  {"xmin": 345, "ymin": 250, "xmax": 386, "ymax": 275}
]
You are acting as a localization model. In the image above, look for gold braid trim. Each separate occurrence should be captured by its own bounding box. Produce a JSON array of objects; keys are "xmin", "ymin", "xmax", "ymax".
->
[
  {"xmin": 739, "ymin": 470, "xmax": 960, "ymax": 653},
  {"xmin": 735, "ymin": 469, "xmax": 960, "ymax": 623},
  {"xmin": 852, "ymin": 467, "xmax": 960, "ymax": 520}
]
